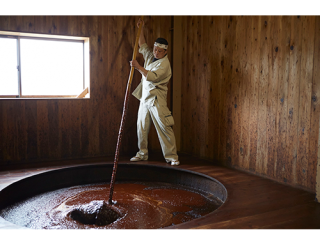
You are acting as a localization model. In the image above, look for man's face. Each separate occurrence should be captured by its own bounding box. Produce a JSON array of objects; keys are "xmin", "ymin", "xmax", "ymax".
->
[{"xmin": 153, "ymin": 46, "xmax": 167, "ymax": 59}]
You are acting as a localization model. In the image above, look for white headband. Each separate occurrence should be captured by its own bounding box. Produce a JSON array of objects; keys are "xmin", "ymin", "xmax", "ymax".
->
[{"xmin": 154, "ymin": 42, "xmax": 168, "ymax": 50}]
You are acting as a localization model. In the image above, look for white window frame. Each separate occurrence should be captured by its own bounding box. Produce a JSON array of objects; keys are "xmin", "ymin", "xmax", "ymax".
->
[{"xmin": 0, "ymin": 30, "xmax": 90, "ymax": 99}]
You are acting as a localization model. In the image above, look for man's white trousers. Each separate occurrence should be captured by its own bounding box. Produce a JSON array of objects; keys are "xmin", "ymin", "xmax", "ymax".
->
[{"xmin": 135, "ymin": 100, "xmax": 178, "ymax": 162}]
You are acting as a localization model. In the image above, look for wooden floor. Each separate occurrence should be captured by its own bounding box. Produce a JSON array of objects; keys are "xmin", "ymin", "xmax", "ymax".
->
[{"xmin": 1, "ymin": 153, "xmax": 320, "ymax": 229}]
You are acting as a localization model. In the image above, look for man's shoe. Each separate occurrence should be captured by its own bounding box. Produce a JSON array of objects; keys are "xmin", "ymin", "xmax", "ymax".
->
[
  {"xmin": 171, "ymin": 160, "xmax": 180, "ymax": 166},
  {"xmin": 130, "ymin": 156, "xmax": 147, "ymax": 162}
]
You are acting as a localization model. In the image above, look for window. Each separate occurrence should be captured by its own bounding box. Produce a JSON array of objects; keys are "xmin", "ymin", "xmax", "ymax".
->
[
  {"xmin": 0, "ymin": 31, "xmax": 90, "ymax": 98},
  {"xmin": 0, "ymin": 37, "xmax": 18, "ymax": 96}
]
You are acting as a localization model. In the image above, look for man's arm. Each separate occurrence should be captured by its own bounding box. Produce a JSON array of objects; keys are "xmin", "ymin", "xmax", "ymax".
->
[
  {"xmin": 130, "ymin": 18, "xmax": 149, "ymax": 76},
  {"xmin": 130, "ymin": 60, "xmax": 169, "ymax": 82},
  {"xmin": 130, "ymin": 60, "xmax": 148, "ymax": 77}
]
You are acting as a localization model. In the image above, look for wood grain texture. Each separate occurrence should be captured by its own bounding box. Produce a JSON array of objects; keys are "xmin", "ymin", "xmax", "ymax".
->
[{"xmin": 179, "ymin": 16, "xmax": 320, "ymax": 192}]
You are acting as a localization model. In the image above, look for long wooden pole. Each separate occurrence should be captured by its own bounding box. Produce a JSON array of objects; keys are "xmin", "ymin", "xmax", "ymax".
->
[{"xmin": 108, "ymin": 16, "xmax": 144, "ymax": 204}]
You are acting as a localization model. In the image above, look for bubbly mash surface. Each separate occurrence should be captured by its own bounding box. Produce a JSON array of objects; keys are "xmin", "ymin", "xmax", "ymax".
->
[{"xmin": 0, "ymin": 182, "xmax": 221, "ymax": 229}]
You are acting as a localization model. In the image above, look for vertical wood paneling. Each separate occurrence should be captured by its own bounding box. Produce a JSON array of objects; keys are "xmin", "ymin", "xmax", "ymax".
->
[
  {"xmin": 37, "ymin": 100, "xmax": 49, "ymax": 159},
  {"xmin": 180, "ymin": 16, "xmax": 187, "ymax": 154},
  {"xmin": 179, "ymin": 16, "xmax": 319, "ymax": 192},
  {"xmin": 210, "ymin": 16, "xmax": 221, "ymax": 161},
  {"xmin": 185, "ymin": 14, "xmax": 191, "ymax": 154},
  {"xmin": 69, "ymin": 100, "xmax": 81, "ymax": 157},
  {"xmin": 22, "ymin": 16, "xmax": 35, "ymax": 32},
  {"xmin": 47, "ymin": 100, "xmax": 60, "ymax": 159},
  {"xmin": 1, "ymin": 15, "xmax": 319, "ymax": 193},
  {"xmin": 286, "ymin": 16, "xmax": 302, "ymax": 185},
  {"xmin": 309, "ymin": 16, "xmax": 320, "ymax": 191},
  {"xmin": 256, "ymin": 16, "xmax": 270, "ymax": 175},
  {"xmin": 275, "ymin": 16, "xmax": 290, "ymax": 182},
  {"xmin": 88, "ymin": 16, "xmax": 100, "ymax": 157},
  {"xmin": 266, "ymin": 16, "xmax": 280, "ymax": 177},
  {"xmin": 205, "ymin": 16, "xmax": 212, "ymax": 159},
  {"xmin": 195, "ymin": 16, "xmax": 202, "ymax": 155},
  {"xmin": 240, "ymin": 16, "xmax": 252, "ymax": 170},
  {"xmin": 297, "ymin": 16, "xmax": 315, "ymax": 187},
  {"xmin": 225, "ymin": 16, "xmax": 236, "ymax": 167},
  {"xmin": 59, "ymin": 101, "xmax": 70, "ymax": 158},
  {"xmin": 218, "ymin": 16, "xmax": 227, "ymax": 163},
  {"xmin": 231, "ymin": 16, "xmax": 241, "ymax": 168},
  {"xmin": 5, "ymin": 102, "xmax": 14, "ymax": 161},
  {"xmin": 0, "ymin": 16, "xmax": 8, "ymax": 30},
  {"xmin": 249, "ymin": 16, "xmax": 261, "ymax": 172},
  {"xmin": 191, "ymin": 16, "xmax": 198, "ymax": 156},
  {"xmin": 0, "ymin": 16, "xmax": 172, "ymax": 166},
  {"xmin": 25, "ymin": 100, "xmax": 37, "ymax": 160},
  {"xmin": 0, "ymin": 101, "xmax": 3, "ymax": 162},
  {"xmin": 98, "ymin": 16, "xmax": 108, "ymax": 156},
  {"xmin": 1, "ymin": 102, "xmax": 8, "ymax": 162},
  {"xmin": 105, "ymin": 16, "xmax": 117, "ymax": 157}
]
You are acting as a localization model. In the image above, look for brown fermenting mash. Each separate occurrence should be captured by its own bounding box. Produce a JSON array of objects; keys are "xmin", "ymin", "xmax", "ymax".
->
[{"xmin": 0, "ymin": 182, "xmax": 222, "ymax": 229}]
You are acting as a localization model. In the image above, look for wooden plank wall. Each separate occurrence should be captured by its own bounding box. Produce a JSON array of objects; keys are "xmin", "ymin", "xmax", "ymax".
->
[
  {"xmin": 0, "ymin": 16, "xmax": 172, "ymax": 168},
  {"xmin": 1, "ymin": 15, "xmax": 319, "ymax": 193},
  {"xmin": 179, "ymin": 16, "xmax": 320, "ymax": 192}
]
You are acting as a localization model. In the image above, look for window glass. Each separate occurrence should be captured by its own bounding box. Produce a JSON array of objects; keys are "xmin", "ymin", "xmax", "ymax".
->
[
  {"xmin": 20, "ymin": 38, "xmax": 84, "ymax": 96},
  {"xmin": 0, "ymin": 37, "xmax": 18, "ymax": 96}
]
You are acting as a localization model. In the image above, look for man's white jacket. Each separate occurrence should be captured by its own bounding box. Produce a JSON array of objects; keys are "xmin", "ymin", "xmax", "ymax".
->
[{"xmin": 132, "ymin": 43, "xmax": 172, "ymax": 106}]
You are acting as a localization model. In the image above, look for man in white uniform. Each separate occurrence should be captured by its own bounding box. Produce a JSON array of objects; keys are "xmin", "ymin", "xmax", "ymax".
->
[{"xmin": 129, "ymin": 18, "xmax": 180, "ymax": 166}]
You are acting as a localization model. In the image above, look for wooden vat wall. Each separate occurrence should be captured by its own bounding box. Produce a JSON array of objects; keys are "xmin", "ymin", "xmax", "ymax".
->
[
  {"xmin": 0, "ymin": 16, "xmax": 173, "ymax": 167},
  {"xmin": 179, "ymin": 16, "xmax": 320, "ymax": 192},
  {"xmin": 1, "ymin": 15, "xmax": 319, "ymax": 193}
]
